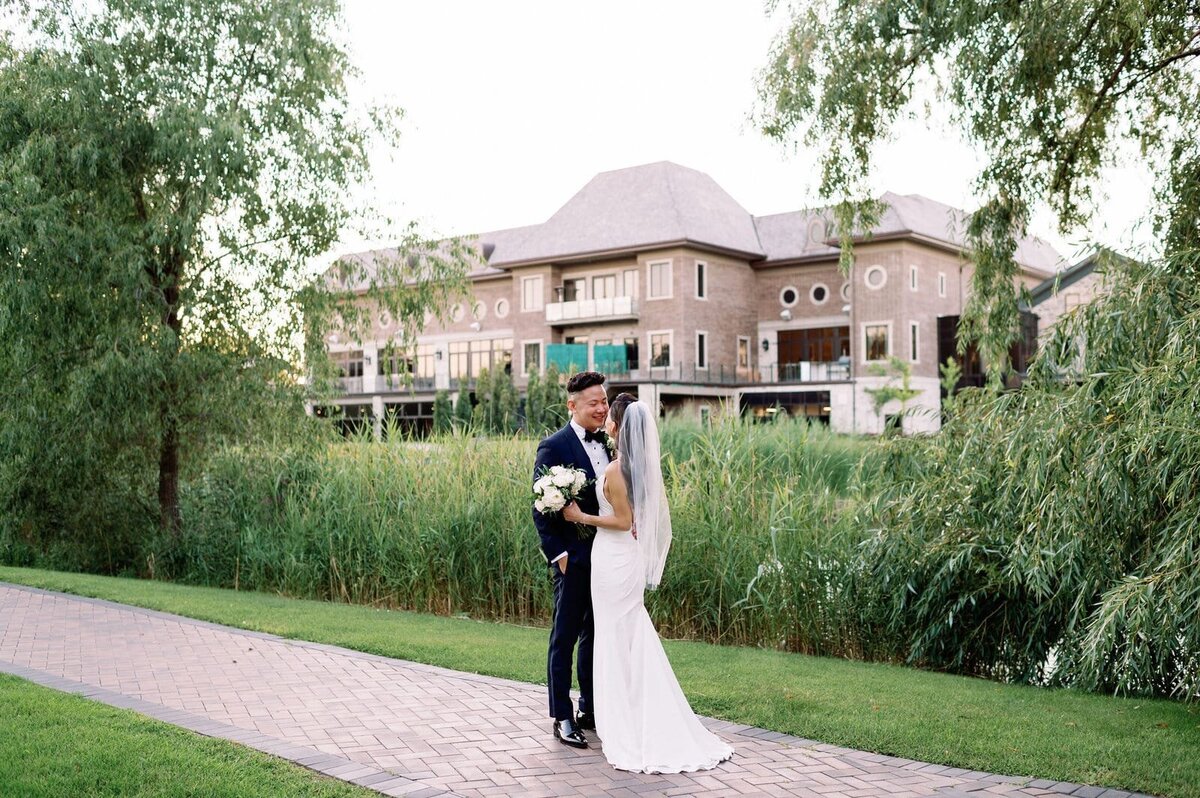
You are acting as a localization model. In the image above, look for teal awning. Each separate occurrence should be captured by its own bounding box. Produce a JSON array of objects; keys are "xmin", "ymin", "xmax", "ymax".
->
[
  {"xmin": 546, "ymin": 343, "xmax": 589, "ymax": 373},
  {"xmin": 593, "ymin": 344, "xmax": 627, "ymax": 374}
]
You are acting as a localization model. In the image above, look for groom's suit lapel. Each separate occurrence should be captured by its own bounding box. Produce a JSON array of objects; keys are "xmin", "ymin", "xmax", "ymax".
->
[
  {"xmin": 561, "ymin": 423, "xmax": 608, "ymax": 513},
  {"xmin": 564, "ymin": 424, "xmax": 592, "ymax": 474}
]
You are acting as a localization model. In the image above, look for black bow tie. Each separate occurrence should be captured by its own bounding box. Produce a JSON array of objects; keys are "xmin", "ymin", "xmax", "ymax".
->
[{"xmin": 584, "ymin": 429, "xmax": 608, "ymax": 445}]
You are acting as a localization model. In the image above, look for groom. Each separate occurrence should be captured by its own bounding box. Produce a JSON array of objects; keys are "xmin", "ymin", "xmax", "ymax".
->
[{"xmin": 532, "ymin": 370, "xmax": 611, "ymax": 749}]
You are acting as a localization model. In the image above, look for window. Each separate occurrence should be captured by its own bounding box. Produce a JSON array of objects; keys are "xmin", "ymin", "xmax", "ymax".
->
[
  {"xmin": 938, "ymin": 272, "xmax": 946, "ymax": 298},
  {"xmin": 910, "ymin": 321, "xmax": 920, "ymax": 362},
  {"xmin": 780, "ymin": 286, "xmax": 799, "ymax": 307},
  {"xmin": 737, "ymin": 336, "xmax": 751, "ymax": 369},
  {"xmin": 864, "ymin": 265, "xmax": 887, "ymax": 290},
  {"xmin": 592, "ymin": 274, "xmax": 616, "ymax": 300},
  {"xmin": 864, "ymin": 324, "xmax": 890, "ymax": 361},
  {"xmin": 778, "ymin": 326, "xmax": 850, "ymax": 364},
  {"xmin": 648, "ymin": 260, "xmax": 673, "ymax": 299},
  {"xmin": 650, "ymin": 331, "xmax": 672, "ymax": 367},
  {"xmin": 562, "ymin": 277, "xmax": 585, "ymax": 302},
  {"xmin": 522, "ymin": 341, "xmax": 542, "ymax": 374},
  {"xmin": 494, "ymin": 298, "xmax": 509, "ymax": 318},
  {"xmin": 695, "ymin": 261, "xmax": 707, "ymax": 299},
  {"xmin": 696, "ymin": 331, "xmax": 708, "ymax": 369},
  {"xmin": 840, "ymin": 282, "xmax": 850, "ymax": 301},
  {"xmin": 470, "ymin": 339, "xmax": 490, "ymax": 375},
  {"xmin": 377, "ymin": 350, "xmax": 412, "ymax": 376},
  {"xmin": 810, "ymin": 283, "xmax": 829, "ymax": 305},
  {"xmin": 521, "ymin": 276, "xmax": 544, "ymax": 311},
  {"xmin": 338, "ymin": 352, "xmax": 364, "ymax": 379},
  {"xmin": 493, "ymin": 337, "xmax": 514, "ymax": 375},
  {"xmin": 910, "ymin": 265, "xmax": 918, "ymax": 291},
  {"xmin": 448, "ymin": 341, "xmax": 469, "ymax": 379},
  {"xmin": 621, "ymin": 268, "xmax": 638, "ymax": 299},
  {"xmin": 416, "ymin": 344, "xmax": 436, "ymax": 379},
  {"xmin": 624, "ymin": 336, "xmax": 640, "ymax": 371}
]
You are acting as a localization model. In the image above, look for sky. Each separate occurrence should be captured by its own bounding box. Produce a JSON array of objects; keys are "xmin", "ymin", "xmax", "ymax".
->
[{"xmin": 339, "ymin": 1, "xmax": 1156, "ymax": 266}]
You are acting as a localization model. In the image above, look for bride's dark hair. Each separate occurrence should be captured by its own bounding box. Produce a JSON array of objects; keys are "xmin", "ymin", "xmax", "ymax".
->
[{"xmin": 608, "ymin": 392, "xmax": 637, "ymax": 503}]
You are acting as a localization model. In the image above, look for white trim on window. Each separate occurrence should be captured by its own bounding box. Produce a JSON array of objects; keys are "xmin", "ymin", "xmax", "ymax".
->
[
  {"xmin": 494, "ymin": 298, "xmax": 509, "ymax": 318},
  {"xmin": 864, "ymin": 265, "xmax": 887, "ymax": 290},
  {"xmin": 695, "ymin": 260, "xmax": 708, "ymax": 300},
  {"xmin": 840, "ymin": 281, "xmax": 850, "ymax": 302},
  {"xmin": 736, "ymin": 335, "xmax": 751, "ymax": 369},
  {"xmin": 591, "ymin": 273, "xmax": 617, "ymax": 300},
  {"xmin": 862, "ymin": 321, "xmax": 892, "ymax": 362},
  {"xmin": 810, "ymin": 282, "xmax": 830, "ymax": 305},
  {"xmin": 779, "ymin": 285, "xmax": 800, "ymax": 308},
  {"xmin": 909, "ymin": 321, "xmax": 920, "ymax": 363},
  {"xmin": 938, "ymin": 272, "xmax": 947, "ymax": 298},
  {"xmin": 621, "ymin": 268, "xmax": 639, "ymax": 300},
  {"xmin": 647, "ymin": 259, "xmax": 673, "ymax": 300},
  {"xmin": 450, "ymin": 303, "xmax": 464, "ymax": 323},
  {"xmin": 520, "ymin": 339, "xmax": 544, "ymax": 374},
  {"xmin": 521, "ymin": 275, "xmax": 544, "ymax": 312},
  {"xmin": 910, "ymin": 265, "xmax": 919, "ymax": 292},
  {"xmin": 695, "ymin": 330, "xmax": 709, "ymax": 370},
  {"xmin": 648, "ymin": 328, "xmax": 674, "ymax": 369}
]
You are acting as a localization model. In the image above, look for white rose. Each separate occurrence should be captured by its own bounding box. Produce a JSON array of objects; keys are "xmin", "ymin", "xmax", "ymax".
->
[
  {"xmin": 549, "ymin": 465, "xmax": 566, "ymax": 475},
  {"xmin": 534, "ymin": 499, "xmax": 546, "ymax": 513},
  {"xmin": 552, "ymin": 471, "xmax": 574, "ymax": 488},
  {"xmin": 534, "ymin": 475, "xmax": 553, "ymax": 494},
  {"xmin": 543, "ymin": 489, "xmax": 566, "ymax": 511},
  {"xmin": 572, "ymin": 472, "xmax": 586, "ymax": 492}
]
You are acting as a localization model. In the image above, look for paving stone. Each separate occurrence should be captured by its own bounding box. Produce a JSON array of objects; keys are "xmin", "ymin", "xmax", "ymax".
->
[{"xmin": 0, "ymin": 582, "xmax": 1141, "ymax": 798}]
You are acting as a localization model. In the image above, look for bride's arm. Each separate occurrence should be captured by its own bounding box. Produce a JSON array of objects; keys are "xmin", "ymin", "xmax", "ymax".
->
[{"xmin": 562, "ymin": 462, "xmax": 633, "ymax": 531}]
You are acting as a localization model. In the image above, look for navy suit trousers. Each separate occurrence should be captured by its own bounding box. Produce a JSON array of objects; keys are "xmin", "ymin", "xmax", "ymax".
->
[{"xmin": 547, "ymin": 561, "xmax": 593, "ymax": 721}]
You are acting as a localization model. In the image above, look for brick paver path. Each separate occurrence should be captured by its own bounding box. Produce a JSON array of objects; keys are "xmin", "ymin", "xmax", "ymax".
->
[{"xmin": 0, "ymin": 583, "xmax": 1147, "ymax": 798}]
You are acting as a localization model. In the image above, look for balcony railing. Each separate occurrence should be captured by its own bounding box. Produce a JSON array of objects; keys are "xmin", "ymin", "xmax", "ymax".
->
[
  {"xmin": 546, "ymin": 295, "xmax": 638, "ymax": 326},
  {"xmin": 604, "ymin": 360, "xmax": 851, "ymax": 386},
  {"xmin": 757, "ymin": 361, "xmax": 851, "ymax": 383},
  {"xmin": 337, "ymin": 375, "xmax": 439, "ymax": 394},
  {"xmin": 377, "ymin": 374, "xmax": 438, "ymax": 392}
]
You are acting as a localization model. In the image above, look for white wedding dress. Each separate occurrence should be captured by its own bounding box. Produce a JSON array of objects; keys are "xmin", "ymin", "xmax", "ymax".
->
[{"xmin": 590, "ymin": 470, "xmax": 734, "ymax": 773}]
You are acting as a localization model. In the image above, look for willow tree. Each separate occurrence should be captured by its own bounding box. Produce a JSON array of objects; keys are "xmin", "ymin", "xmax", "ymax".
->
[
  {"xmin": 757, "ymin": 0, "xmax": 1200, "ymax": 372},
  {"xmin": 757, "ymin": 2, "xmax": 1200, "ymax": 698},
  {"xmin": 0, "ymin": 0, "xmax": 467, "ymax": 563}
]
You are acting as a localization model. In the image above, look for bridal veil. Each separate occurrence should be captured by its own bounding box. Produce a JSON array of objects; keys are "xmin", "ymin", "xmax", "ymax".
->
[{"xmin": 620, "ymin": 400, "xmax": 673, "ymax": 590}]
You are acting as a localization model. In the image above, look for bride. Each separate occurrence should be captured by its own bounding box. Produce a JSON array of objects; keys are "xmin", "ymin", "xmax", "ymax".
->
[{"xmin": 563, "ymin": 393, "xmax": 733, "ymax": 774}]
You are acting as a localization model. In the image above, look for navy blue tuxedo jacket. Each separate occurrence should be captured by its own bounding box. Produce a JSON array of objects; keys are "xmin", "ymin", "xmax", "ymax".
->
[{"xmin": 532, "ymin": 424, "xmax": 610, "ymax": 567}]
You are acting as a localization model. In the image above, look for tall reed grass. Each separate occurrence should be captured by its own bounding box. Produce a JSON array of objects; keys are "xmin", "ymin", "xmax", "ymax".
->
[{"xmin": 162, "ymin": 417, "xmax": 879, "ymax": 656}]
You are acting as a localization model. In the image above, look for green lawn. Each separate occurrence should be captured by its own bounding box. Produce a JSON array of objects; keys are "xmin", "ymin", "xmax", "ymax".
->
[
  {"xmin": 2, "ymin": 566, "xmax": 1197, "ymax": 798},
  {"xmin": 0, "ymin": 674, "xmax": 378, "ymax": 798}
]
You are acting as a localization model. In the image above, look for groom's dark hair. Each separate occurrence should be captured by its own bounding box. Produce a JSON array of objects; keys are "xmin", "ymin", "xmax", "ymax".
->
[{"xmin": 566, "ymin": 370, "xmax": 606, "ymax": 396}]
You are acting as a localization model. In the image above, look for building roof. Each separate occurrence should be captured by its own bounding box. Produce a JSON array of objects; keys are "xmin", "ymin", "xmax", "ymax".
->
[
  {"xmin": 486, "ymin": 161, "xmax": 766, "ymax": 266},
  {"xmin": 1029, "ymin": 247, "xmax": 1134, "ymax": 305},
  {"xmin": 333, "ymin": 162, "xmax": 1066, "ymax": 280}
]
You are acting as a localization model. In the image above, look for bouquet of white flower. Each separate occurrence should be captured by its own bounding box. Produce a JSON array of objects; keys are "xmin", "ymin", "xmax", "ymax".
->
[{"xmin": 532, "ymin": 465, "xmax": 593, "ymax": 537}]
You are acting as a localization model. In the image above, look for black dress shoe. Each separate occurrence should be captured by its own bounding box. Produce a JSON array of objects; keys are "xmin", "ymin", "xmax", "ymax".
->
[
  {"xmin": 575, "ymin": 711, "xmax": 595, "ymax": 731},
  {"xmin": 553, "ymin": 718, "xmax": 589, "ymax": 748}
]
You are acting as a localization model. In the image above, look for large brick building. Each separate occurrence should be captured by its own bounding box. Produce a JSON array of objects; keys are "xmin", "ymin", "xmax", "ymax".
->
[{"xmin": 320, "ymin": 162, "xmax": 1063, "ymax": 434}]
